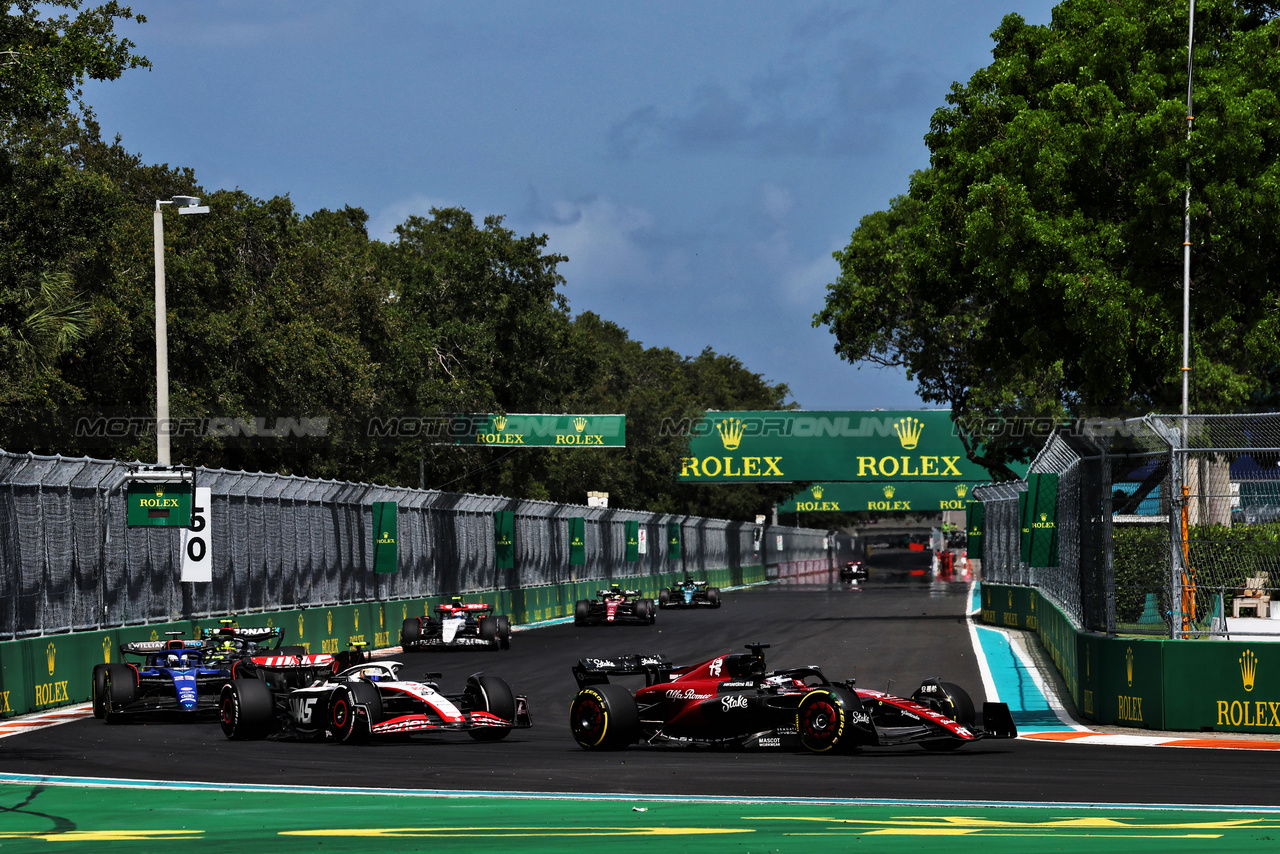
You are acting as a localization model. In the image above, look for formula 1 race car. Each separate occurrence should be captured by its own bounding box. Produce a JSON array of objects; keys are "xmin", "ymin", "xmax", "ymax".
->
[
  {"xmin": 839, "ymin": 561, "xmax": 868, "ymax": 582},
  {"xmin": 91, "ymin": 634, "xmax": 231, "ymax": 722},
  {"xmin": 567, "ymin": 643, "xmax": 1016, "ymax": 753},
  {"xmin": 658, "ymin": 578, "xmax": 721, "ymax": 609},
  {"xmin": 219, "ymin": 656, "xmax": 531, "ymax": 743},
  {"xmin": 574, "ymin": 585, "xmax": 656, "ymax": 626},
  {"xmin": 400, "ymin": 597, "xmax": 512, "ymax": 651}
]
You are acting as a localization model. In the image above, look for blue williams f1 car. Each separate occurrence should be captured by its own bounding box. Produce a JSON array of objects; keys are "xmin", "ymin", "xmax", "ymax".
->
[{"xmin": 91, "ymin": 634, "xmax": 229, "ymax": 722}]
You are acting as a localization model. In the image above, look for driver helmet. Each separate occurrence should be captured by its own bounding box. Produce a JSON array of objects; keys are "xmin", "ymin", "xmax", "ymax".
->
[{"xmin": 763, "ymin": 674, "xmax": 802, "ymax": 689}]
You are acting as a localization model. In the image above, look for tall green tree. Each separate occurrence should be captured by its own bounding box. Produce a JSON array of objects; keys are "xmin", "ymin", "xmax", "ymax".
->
[{"xmin": 816, "ymin": 0, "xmax": 1280, "ymax": 474}]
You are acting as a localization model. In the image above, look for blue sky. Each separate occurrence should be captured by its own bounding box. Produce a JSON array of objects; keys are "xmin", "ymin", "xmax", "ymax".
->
[{"xmin": 84, "ymin": 0, "xmax": 1057, "ymax": 410}]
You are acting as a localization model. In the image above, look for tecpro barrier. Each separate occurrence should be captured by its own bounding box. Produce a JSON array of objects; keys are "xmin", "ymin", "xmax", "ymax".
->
[
  {"xmin": 0, "ymin": 566, "xmax": 765, "ymax": 719},
  {"xmin": 983, "ymin": 583, "xmax": 1280, "ymax": 733}
]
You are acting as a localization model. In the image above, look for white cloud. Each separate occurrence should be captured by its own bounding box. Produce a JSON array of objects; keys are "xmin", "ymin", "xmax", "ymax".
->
[
  {"xmin": 536, "ymin": 197, "xmax": 655, "ymax": 287},
  {"xmin": 781, "ymin": 247, "xmax": 840, "ymax": 306},
  {"xmin": 367, "ymin": 194, "xmax": 452, "ymax": 243}
]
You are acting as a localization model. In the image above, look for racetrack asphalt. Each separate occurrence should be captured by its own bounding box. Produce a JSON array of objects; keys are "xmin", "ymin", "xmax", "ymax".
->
[{"xmin": 3, "ymin": 549, "xmax": 1280, "ymax": 808}]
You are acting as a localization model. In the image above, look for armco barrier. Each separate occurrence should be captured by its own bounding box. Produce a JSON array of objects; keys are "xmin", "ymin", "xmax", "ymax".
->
[
  {"xmin": 983, "ymin": 583, "xmax": 1280, "ymax": 733},
  {"xmin": 0, "ymin": 566, "xmax": 765, "ymax": 719}
]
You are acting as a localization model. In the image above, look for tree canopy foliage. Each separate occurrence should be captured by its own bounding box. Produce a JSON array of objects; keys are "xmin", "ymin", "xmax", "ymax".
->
[
  {"xmin": 0, "ymin": 2, "xmax": 794, "ymax": 519},
  {"xmin": 816, "ymin": 0, "xmax": 1280, "ymax": 475}
]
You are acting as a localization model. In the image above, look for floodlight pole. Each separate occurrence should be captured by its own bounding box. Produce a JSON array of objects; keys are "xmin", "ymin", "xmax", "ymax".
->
[
  {"xmin": 154, "ymin": 196, "xmax": 210, "ymax": 466},
  {"xmin": 1182, "ymin": 0, "xmax": 1196, "ymax": 423}
]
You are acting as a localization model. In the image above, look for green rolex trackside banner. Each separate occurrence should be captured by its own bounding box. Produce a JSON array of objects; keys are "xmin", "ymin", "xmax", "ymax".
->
[
  {"xmin": 677, "ymin": 410, "xmax": 984, "ymax": 483},
  {"xmin": 1019, "ymin": 489, "xmax": 1032, "ymax": 563},
  {"xmin": 448, "ymin": 414, "xmax": 625, "ymax": 447},
  {"xmin": 568, "ymin": 516, "xmax": 586, "ymax": 566},
  {"xmin": 1027, "ymin": 472, "xmax": 1059, "ymax": 567},
  {"xmin": 625, "ymin": 520, "xmax": 640, "ymax": 562},
  {"xmin": 495, "ymin": 510, "xmax": 515, "ymax": 570},
  {"xmin": 372, "ymin": 501, "xmax": 398, "ymax": 573},
  {"xmin": 780, "ymin": 481, "xmax": 983, "ymax": 513},
  {"xmin": 667, "ymin": 521, "xmax": 682, "ymax": 560},
  {"xmin": 966, "ymin": 501, "xmax": 985, "ymax": 563}
]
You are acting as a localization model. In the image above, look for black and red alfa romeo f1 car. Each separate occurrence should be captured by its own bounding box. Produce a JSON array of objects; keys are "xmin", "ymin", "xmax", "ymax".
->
[
  {"xmin": 568, "ymin": 643, "xmax": 1016, "ymax": 753},
  {"xmin": 574, "ymin": 586, "xmax": 656, "ymax": 626}
]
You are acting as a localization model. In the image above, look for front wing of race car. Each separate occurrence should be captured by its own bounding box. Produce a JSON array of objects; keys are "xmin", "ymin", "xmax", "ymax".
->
[{"xmin": 369, "ymin": 696, "xmax": 532, "ymax": 736}]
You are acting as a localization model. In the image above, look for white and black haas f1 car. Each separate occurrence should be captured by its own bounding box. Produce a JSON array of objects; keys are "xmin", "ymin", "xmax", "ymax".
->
[
  {"xmin": 839, "ymin": 560, "xmax": 869, "ymax": 582},
  {"xmin": 400, "ymin": 597, "xmax": 512, "ymax": 651},
  {"xmin": 658, "ymin": 578, "xmax": 721, "ymax": 609},
  {"xmin": 220, "ymin": 656, "xmax": 531, "ymax": 744},
  {"xmin": 574, "ymin": 585, "xmax": 656, "ymax": 626},
  {"xmin": 568, "ymin": 643, "xmax": 1016, "ymax": 753}
]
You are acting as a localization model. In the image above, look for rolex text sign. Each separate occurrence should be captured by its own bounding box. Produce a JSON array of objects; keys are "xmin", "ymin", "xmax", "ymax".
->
[
  {"xmin": 450, "ymin": 414, "xmax": 626, "ymax": 447},
  {"xmin": 678, "ymin": 411, "xmax": 983, "ymax": 483},
  {"xmin": 780, "ymin": 481, "xmax": 983, "ymax": 513},
  {"xmin": 372, "ymin": 501, "xmax": 398, "ymax": 574}
]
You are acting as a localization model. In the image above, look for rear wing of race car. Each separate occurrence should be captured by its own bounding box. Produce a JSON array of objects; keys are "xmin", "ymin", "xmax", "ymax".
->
[
  {"xmin": 573, "ymin": 654, "xmax": 676, "ymax": 688},
  {"xmin": 202, "ymin": 626, "xmax": 281, "ymax": 645},
  {"xmin": 120, "ymin": 639, "xmax": 203, "ymax": 657},
  {"xmin": 246, "ymin": 652, "xmax": 335, "ymax": 669}
]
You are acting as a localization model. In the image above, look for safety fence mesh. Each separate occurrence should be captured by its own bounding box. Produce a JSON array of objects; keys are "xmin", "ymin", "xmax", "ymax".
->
[
  {"xmin": 975, "ymin": 413, "xmax": 1280, "ymax": 638},
  {"xmin": 0, "ymin": 450, "xmax": 832, "ymax": 640}
]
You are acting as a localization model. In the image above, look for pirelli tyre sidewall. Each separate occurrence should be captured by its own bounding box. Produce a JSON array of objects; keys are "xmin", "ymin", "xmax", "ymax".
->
[
  {"xmin": 91, "ymin": 663, "xmax": 109, "ymax": 718},
  {"xmin": 569, "ymin": 682, "xmax": 640, "ymax": 750},
  {"xmin": 401, "ymin": 617, "xmax": 422, "ymax": 647},
  {"xmin": 220, "ymin": 678, "xmax": 275, "ymax": 740},
  {"xmin": 796, "ymin": 686, "xmax": 862, "ymax": 754},
  {"xmin": 329, "ymin": 681, "xmax": 382, "ymax": 743}
]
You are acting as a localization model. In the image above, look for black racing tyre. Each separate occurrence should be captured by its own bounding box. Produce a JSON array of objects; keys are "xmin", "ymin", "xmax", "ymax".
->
[
  {"xmin": 633, "ymin": 598, "xmax": 652, "ymax": 623},
  {"xmin": 91, "ymin": 664, "xmax": 109, "ymax": 719},
  {"xmin": 646, "ymin": 598, "xmax": 657, "ymax": 623},
  {"xmin": 102, "ymin": 664, "xmax": 136, "ymax": 724},
  {"xmin": 574, "ymin": 600, "xmax": 591, "ymax": 625},
  {"xmin": 220, "ymin": 678, "xmax": 275, "ymax": 740},
  {"xmin": 478, "ymin": 615, "xmax": 498, "ymax": 642},
  {"xmin": 796, "ymin": 686, "xmax": 860, "ymax": 754},
  {"xmin": 465, "ymin": 675, "xmax": 517, "ymax": 742},
  {"xmin": 707, "ymin": 587, "xmax": 721, "ymax": 608},
  {"xmin": 496, "ymin": 615, "xmax": 512, "ymax": 650},
  {"xmin": 936, "ymin": 681, "xmax": 976, "ymax": 726},
  {"xmin": 912, "ymin": 680, "xmax": 976, "ymax": 727},
  {"xmin": 658, "ymin": 588, "xmax": 671, "ymax": 607},
  {"xmin": 401, "ymin": 617, "xmax": 422, "ymax": 647},
  {"xmin": 329, "ymin": 682, "xmax": 383, "ymax": 743},
  {"xmin": 569, "ymin": 682, "xmax": 641, "ymax": 750}
]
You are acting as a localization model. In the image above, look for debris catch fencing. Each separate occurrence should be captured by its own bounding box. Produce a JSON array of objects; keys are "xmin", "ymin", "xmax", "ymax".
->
[
  {"xmin": 975, "ymin": 413, "xmax": 1280, "ymax": 638},
  {"xmin": 0, "ymin": 450, "xmax": 831, "ymax": 640}
]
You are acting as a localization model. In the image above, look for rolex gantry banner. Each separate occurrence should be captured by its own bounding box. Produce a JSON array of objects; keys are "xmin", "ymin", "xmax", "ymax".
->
[
  {"xmin": 779, "ymin": 481, "xmax": 983, "ymax": 513},
  {"xmin": 446, "ymin": 414, "xmax": 625, "ymax": 447},
  {"xmin": 678, "ymin": 410, "xmax": 983, "ymax": 483}
]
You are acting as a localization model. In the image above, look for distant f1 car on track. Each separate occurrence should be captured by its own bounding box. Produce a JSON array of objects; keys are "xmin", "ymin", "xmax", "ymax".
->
[
  {"xmin": 658, "ymin": 578, "xmax": 721, "ymax": 609},
  {"xmin": 401, "ymin": 597, "xmax": 512, "ymax": 651},
  {"xmin": 839, "ymin": 561, "xmax": 868, "ymax": 582},
  {"xmin": 219, "ymin": 655, "xmax": 531, "ymax": 743},
  {"xmin": 574, "ymin": 585, "xmax": 656, "ymax": 626},
  {"xmin": 567, "ymin": 643, "xmax": 1016, "ymax": 753}
]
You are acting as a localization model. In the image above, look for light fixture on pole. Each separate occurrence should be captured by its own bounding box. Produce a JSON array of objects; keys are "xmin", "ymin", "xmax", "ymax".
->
[{"xmin": 154, "ymin": 195, "xmax": 209, "ymax": 466}]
